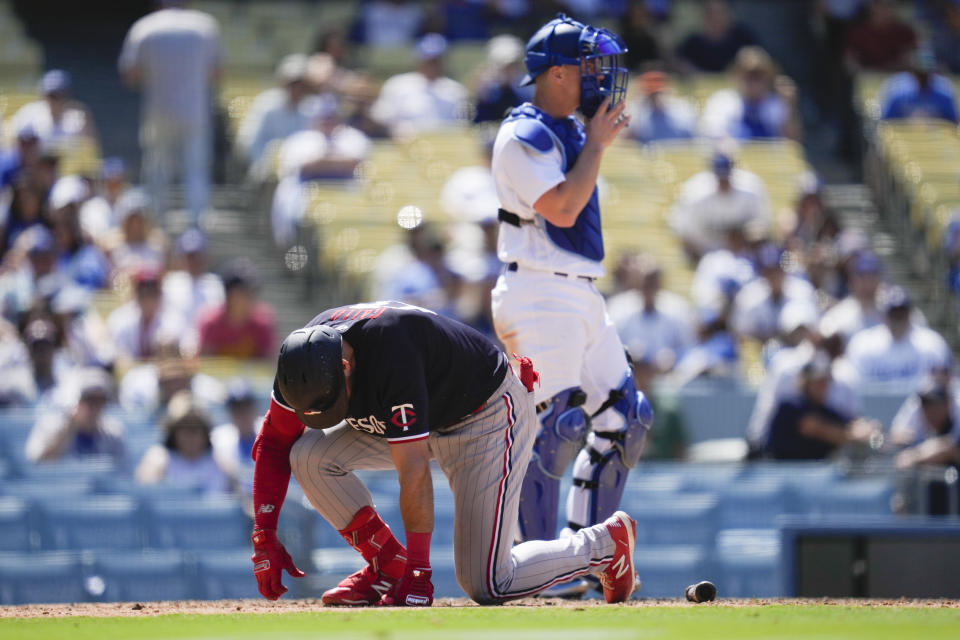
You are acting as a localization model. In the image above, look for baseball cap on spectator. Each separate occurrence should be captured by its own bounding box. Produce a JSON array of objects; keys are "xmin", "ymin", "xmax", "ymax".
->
[
  {"xmin": 712, "ymin": 152, "xmax": 733, "ymax": 178},
  {"xmin": 487, "ymin": 34, "xmax": 523, "ymax": 67},
  {"xmin": 851, "ymin": 251, "xmax": 882, "ymax": 276},
  {"xmin": 800, "ymin": 352, "xmax": 832, "ymax": 382},
  {"xmin": 879, "ymin": 285, "xmax": 911, "ymax": 313},
  {"xmin": 222, "ymin": 257, "xmax": 261, "ymax": 292},
  {"xmin": 25, "ymin": 226, "xmax": 56, "ymax": 255},
  {"xmin": 275, "ymin": 54, "xmax": 309, "ymax": 84},
  {"xmin": 76, "ymin": 367, "xmax": 112, "ymax": 403},
  {"xmin": 755, "ymin": 243, "xmax": 784, "ymax": 271},
  {"xmin": 116, "ymin": 188, "xmax": 152, "ymax": 222},
  {"xmin": 177, "ymin": 228, "xmax": 208, "ymax": 255},
  {"xmin": 49, "ymin": 175, "xmax": 90, "ymax": 210},
  {"xmin": 796, "ymin": 171, "xmax": 822, "ymax": 197},
  {"xmin": 39, "ymin": 69, "xmax": 71, "ymax": 96},
  {"xmin": 16, "ymin": 123, "xmax": 39, "ymax": 142},
  {"xmin": 101, "ymin": 157, "xmax": 126, "ymax": 181},
  {"xmin": 416, "ymin": 33, "xmax": 448, "ymax": 61},
  {"xmin": 131, "ymin": 265, "xmax": 163, "ymax": 288},
  {"xmin": 225, "ymin": 378, "xmax": 256, "ymax": 407}
]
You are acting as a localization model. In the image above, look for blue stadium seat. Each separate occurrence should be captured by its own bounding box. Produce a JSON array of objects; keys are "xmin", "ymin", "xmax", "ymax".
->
[
  {"xmin": 631, "ymin": 494, "xmax": 720, "ymax": 546},
  {"xmin": 196, "ymin": 550, "xmax": 262, "ymax": 600},
  {"xmin": 4, "ymin": 477, "xmax": 96, "ymax": 502},
  {"xmin": 674, "ymin": 380, "xmax": 756, "ymax": 443},
  {"xmin": 22, "ymin": 456, "xmax": 119, "ymax": 483},
  {"xmin": 678, "ymin": 463, "xmax": 743, "ymax": 492},
  {"xmin": 92, "ymin": 477, "xmax": 202, "ymax": 501},
  {"xmin": 40, "ymin": 495, "xmax": 144, "ymax": 550},
  {"xmin": 718, "ymin": 480, "xmax": 789, "ymax": 529},
  {"xmin": 148, "ymin": 496, "xmax": 250, "ymax": 549},
  {"xmin": 632, "ymin": 545, "xmax": 711, "ymax": 599},
  {"xmin": 0, "ymin": 496, "xmax": 37, "ymax": 552},
  {"xmin": 0, "ymin": 551, "xmax": 87, "ymax": 605},
  {"xmin": 795, "ymin": 477, "xmax": 895, "ymax": 517},
  {"xmin": 715, "ymin": 528, "xmax": 782, "ymax": 597},
  {"xmin": 92, "ymin": 550, "xmax": 197, "ymax": 601}
]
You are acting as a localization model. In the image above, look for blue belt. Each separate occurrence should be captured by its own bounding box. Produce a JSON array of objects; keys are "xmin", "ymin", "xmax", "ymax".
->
[{"xmin": 506, "ymin": 262, "xmax": 596, "ymax": 282}]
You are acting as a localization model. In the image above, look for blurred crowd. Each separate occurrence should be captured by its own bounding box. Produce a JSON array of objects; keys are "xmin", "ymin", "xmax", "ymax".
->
[{"xmin": 2, "ymin": 0, "xmax": 959, "ymax": 497}]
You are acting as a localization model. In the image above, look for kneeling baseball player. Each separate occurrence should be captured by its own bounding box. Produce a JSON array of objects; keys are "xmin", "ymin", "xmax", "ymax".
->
[{"xmin": 250, "ymin": 300, "xmax": 638, "ymax": 605}]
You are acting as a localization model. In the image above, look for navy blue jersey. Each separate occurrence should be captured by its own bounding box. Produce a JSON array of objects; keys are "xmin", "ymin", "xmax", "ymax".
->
[{"xmin": 278, "ymin": 301, "xmax": 509, "ymax": 443}]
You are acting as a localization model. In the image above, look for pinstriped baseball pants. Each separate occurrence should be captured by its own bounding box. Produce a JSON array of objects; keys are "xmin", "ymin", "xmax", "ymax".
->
[{"xmin": 290, "ymin": 371, "xmax": 617, "ymax": 604}]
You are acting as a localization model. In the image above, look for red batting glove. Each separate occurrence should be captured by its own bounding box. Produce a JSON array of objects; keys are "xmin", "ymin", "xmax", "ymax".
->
[
  {"xmin": 379, "ymin": 564, "xmax": 434, "ymax": 606},
  {"xmin": 251, "ymin": 529, "xmax": 305, "ymax": 600}
]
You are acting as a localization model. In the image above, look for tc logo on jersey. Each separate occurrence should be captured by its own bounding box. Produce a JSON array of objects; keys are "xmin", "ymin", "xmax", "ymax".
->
[{"xmin": 391, "ymin": 404, "xmax": 417, "ymax": 431}]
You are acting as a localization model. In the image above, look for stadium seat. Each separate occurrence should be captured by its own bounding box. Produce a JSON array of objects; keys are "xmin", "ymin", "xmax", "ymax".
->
[
  {"xmin": 718, "ymin": 480, "xmax": 789, "ymax": 529},
  {"xmin": 148, "ymin": 495, "xmax": 251, "ymax": 550},
  {"xmin": 632, "ymin": 545, "xmax": 711, "ymax": 599},
  {"xmin": 39, "ymin": 495, "xmax": 144, "ymax": 551},
  {"xmin": 4, "ymin": 477, "xmax": 96, "ymax": 500},
  {"xmin": 795, "ymin": 478, "xmax": 895, "ymax": 517},
  {"xmin": 92, "ymin": 550, "xmax": 197, "ymax": 602},
  {"xmin": 0, "ymin": 551, "xmax": 88, "ymax": 605},
  {"xmin": 22, "ymin": 456, "xmax": 119, "ymax": 482},
  {"xmin": 0, "ymin": 496, "xmax": 37, "ymax": 552},
  {"xmin": 196, "ymin": 550, "xmax": 262, "ymax": 600},
  {"xmin": 715, "ymin": 528, "xmax": 782, "ymax": 598},
  {"xmin": 630, "ymin": 494, "xmax": 720, "ymax": 547}
]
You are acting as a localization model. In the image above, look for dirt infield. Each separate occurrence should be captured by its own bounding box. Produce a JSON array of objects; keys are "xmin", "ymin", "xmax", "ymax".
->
[{"xmin": 3, "ymin": 598, "xmax": 959, "ymax": 618}]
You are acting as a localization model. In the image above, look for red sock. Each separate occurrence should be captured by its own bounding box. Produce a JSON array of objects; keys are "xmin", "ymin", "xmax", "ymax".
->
[{"xmin": 339, "ymin": 506, "xmax": 406, "ymax": 580}]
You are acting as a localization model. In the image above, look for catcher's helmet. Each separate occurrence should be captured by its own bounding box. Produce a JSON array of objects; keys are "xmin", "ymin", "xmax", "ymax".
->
[
  {"xmin": 520, "ymin": 13, "xmax": 629, "ymax": 117},
  {"xmin": 276, "ymin": 325, "xmax": 348, "ymax": 429}
]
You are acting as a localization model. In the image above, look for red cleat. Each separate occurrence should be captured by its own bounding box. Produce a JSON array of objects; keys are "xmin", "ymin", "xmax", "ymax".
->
[
  {"xmin": 599, "ymin": 511, "xmax": 637, "ymax": 604},
  {"xmin": 321, "ymin": 565, "xmax": 395, "ymax": 606}
]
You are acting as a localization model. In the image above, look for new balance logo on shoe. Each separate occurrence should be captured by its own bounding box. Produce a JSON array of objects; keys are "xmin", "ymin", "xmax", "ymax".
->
[{"xmin": 609, "ymin": 554, "xmax": 630, "ymax": 580}]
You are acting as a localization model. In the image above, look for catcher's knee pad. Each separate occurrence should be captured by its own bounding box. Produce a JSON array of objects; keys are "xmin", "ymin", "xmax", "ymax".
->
[
  {"xmin": 592, "ymin": 372, "xmax": 653, "ymax": 469},
  {"xmin": 569, "ymin": 435, "xmax": 631, "ymax": 527},
  {"xmin": 518, "ymin": 387, "xmax": 588, "ymax": 541}
]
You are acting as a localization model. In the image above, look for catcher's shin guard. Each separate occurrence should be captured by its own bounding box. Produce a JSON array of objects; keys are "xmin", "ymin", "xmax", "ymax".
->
[
  {"xmin": 518, "ymin": 387, "xmax": 588, "ymax": 541},
  {"xmin": 567, "ymin": 372, "xmax": 653, "ymax": 528}
]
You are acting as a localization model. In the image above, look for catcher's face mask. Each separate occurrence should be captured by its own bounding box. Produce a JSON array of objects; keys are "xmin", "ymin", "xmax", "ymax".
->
[{"xmin": 578, "ymin": 27, "xmax": 629, "ymax": 118}]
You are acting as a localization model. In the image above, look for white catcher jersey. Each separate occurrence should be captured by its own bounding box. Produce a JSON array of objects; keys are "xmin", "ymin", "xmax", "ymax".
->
[{"xmin": 491, "ymin": 118, "xmax": 606, "ymax": 279}]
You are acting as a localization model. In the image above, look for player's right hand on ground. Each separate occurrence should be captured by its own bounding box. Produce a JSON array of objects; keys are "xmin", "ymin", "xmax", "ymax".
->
[
  {"xmin": 251, "ymin": 529, "xmax": 305, "ymax": 600},
  {"xmin": 379, "ymin": 565, "xmax": 434, "ymax": 606},
  {"xmin": 584, "ymin": 96, "xmax": 630, "ymax": 151}
]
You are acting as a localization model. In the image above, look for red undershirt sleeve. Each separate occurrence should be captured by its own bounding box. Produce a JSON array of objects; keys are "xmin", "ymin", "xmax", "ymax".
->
[{"xmin": 251, "ymin": 394, "xmax": 304, "ymax": 531}]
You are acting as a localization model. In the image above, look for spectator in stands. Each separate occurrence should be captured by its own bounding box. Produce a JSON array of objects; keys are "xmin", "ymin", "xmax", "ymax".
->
[
  {"xmin": 764, "ymin": 353, "xmax": 880, "ymax": 460},
  {"xmin": 607, "ymin": 252, "xmax": 694, "ymax": 372},
  {"xmin": 0, "ymin": 317, "xmax": 60, "ymax": 407},
  {"xmin": 48, "ymin": 176, "xmax": 110, "ymax": 290},
  {"xmin": 48, "ymin": 285, "xmax": 116, "ymax": 370},
  {"xmin": 731, "ymin": 243, "xmax": 819, "ymax": 343},
  {"xmin": 846, "ymin": 286, "xmax": 953, "ymax": 385},
  {"xmin": 819, "ymin": 251, "xmax": 886, "ymax": 342},
  {"xmin": 119, "ymin": 0, "xmax": 223, "ymax": 227},
  {"xmin": 107, "ymin": 267, "xmax": 186, "ymax": 363},
  {"xmin": 429, "ymin": 0, "xmax": 495, "ymax": 41},
  {"xmin": 880, "ymin": 48, "xmax": 959, "ymax": 124},
  {"xmin": 932, "ymin": 0, "xmax": 960, "ymax": 74},
  {"xmin": 0, "ymin": 227, "xmax": 63, "ymax": 324},
  {"xmin": 746, "ymin": 308, "xmax": 861, "ymax": 455},
  {"xmin": 370, "ymin": 33, "xmax": 469, "ymax": 138},
  {"xmin": 79, "ymin": 158, "xmax": 128, "ymax": 239},
  {"xmin": 25, "ymin": 367, "xmax": 126, "ymax": 465},
  {"xmin": 9, "ymin": 70, "xmax": 98, "ymax": 150},
  {"xmin": 845, "ymin": 0, "xmax": 916, "ymax": 71},
  {"xmin": 690, "ymin": 225, "xmax": 757, "ymax": 313},
  {"xmin": 107, "ymin": 189, "xmax": 167, "ymax": 277},
  {"xmin": 118, "ymin": 345, "xmax": 224, "ymax": 416},
  {"xmin": 198, "ymin": 258, "xmax": 274, "ymax": 359},
  {"xmin": 374, "ymin": 222, "xmax": 460, "ymax": 317},
  {"xmin": 783, "ymin": 172, "xmax": 840, "ymax": 249},
  {"xmin": 237, "ymin": 54, "xmax": 318, "ymax": 178},
  {"xmin": 472, "ymin": 35, "xmax": 529, "ymax": 124},
  {"xmin": 134, "ymin": 390, "xmax": 231, "ymax": 494},
  {"xmin": 670, "ymin": 305, "xmax": 740, "ymax": 386},
  {"xmin": 0, "ymin": 125, "xmax": 41, "ymax": 192},
  {"xmin": 1, "ymin": 177, "xmax": 46, "ymax": 256},
  {"xmin": 211, "ymin": 378, "xmax": 260, "ymax": 495},
  {"xmin": 892, "ymin": 376, "xmax": 960, "ymax": 470},
  {"xmin": 700, "ymin": 46, "xmax": 801, "ymax": 140},
  {"xmin": 628, "ymin": 70, "xmax": 696, "ymax": 144},
  {"xmin": 162, "ymin": 228, "xmax": 224, "ymax": 330},
  {"xmin": 675, "ymin": 0, "xmax": 759, "ymax": 73},
  {"xmin": 619, "ymin": 0, "xmax": 663, "ymax": 72},
  {"xmin": 351, "ymin": 0, "xmax": 424, "ymax": 46},
  {"xmin": 668, "ymin": 152, "xmax": 771, "ymax": 261}
]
